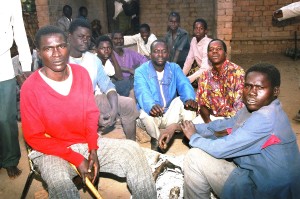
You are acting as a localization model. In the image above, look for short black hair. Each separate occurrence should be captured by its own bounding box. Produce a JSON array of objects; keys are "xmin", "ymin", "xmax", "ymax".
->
[
  {"xmin": 69, "ymin": 18, "xmax": 91, "ymax": 34},
  {"xmin": 150, "ymin": 39, "xmax": 168, "ymax": 52},
  {"xmin": 208, "ymin": 39, "xmax": 227, "ymax": 53},
  {"xmin": 63, "ymin": 5, "xmax": 71, "ymax": 15},
  {"xmin": 168, "ymin": 12, "xmax": 180, "ymax": 22},
  {"xmin": 96, "ymin": 35, "xmax": 113, "ymax": 48},
  {"xmin": 78, "ymin": 6, "xmax": 87, "ymax": 15},
  {"xmin": 139, "ymin": 23, "xmax": 150, "ymax": 32},
  {"xmin": 111, "ymin": 30, "xmax": 124, "ymax": 39},
  {"xmin": 35, "ymin": 25, "xmax": 66, "ymax": 49},
  {"xmin": 193, "ymin": 18, "xmax": 208, "ymax": 30},
  {"xmin": 246, "ymin": 63, "xmax": 281, "ymax": 88}
]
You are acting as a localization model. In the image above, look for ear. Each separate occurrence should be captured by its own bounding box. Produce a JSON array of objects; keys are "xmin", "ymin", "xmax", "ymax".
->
[
  {"xmin": 36, "ymin": 49, "xmax": 42, "ymax": 60},
  {"xmin": 273, "ymin": 86, "xmax": 280, "ymax": 97}
]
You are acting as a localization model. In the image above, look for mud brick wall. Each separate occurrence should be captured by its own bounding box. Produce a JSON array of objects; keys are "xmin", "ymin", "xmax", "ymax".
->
[{"xmin": 231, "ymin": 0, "xmax": 300, "ymax": 54}]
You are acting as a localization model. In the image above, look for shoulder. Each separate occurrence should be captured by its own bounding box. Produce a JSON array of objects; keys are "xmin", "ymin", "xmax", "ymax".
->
[
  {"xmin": 227, "ymin": 61, "xmax": 245, "ymax": 74},
  {"xmin": 178, "ymin": 28, "xmax": 189, "ymax": 35}
]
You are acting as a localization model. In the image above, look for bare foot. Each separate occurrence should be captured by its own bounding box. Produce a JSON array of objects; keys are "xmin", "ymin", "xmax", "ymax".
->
[{"xmin": 5, "ymin": 166, "xmax": 22, "ymax": 179}]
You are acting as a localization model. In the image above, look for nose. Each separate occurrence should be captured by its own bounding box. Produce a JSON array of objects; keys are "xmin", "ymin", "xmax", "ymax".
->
[
  {"xmin": 248, "ymin": 86, "xmax": 257, "ymax": 96},
  {"xmin": 52, "ymin": 47, "xmax": 62, "ymax": 57}
]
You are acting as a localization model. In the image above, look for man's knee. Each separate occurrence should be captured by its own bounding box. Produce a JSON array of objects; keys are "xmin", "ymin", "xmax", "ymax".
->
[{"xmin": 118, "ymin": 96, "xmax": 139, "ymax": 120}]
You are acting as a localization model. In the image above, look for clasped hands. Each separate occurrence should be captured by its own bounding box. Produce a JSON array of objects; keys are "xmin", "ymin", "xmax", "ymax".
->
[{"xmin": 77, "ymin": 150, "xmax": 100, "ymax": 185}]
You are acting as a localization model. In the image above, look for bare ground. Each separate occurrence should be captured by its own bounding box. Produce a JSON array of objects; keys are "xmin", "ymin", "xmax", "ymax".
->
[{"xmin": 0, "ymin": 53, "xmax": 299, "ymax": 199}]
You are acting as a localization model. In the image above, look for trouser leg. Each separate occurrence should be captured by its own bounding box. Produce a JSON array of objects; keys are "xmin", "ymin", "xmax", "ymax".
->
[
  {"xmin": 184, "ymin": 148, "xmax": 236, "ymax": 199},
  {"xmin": 96, "ymin": 138, "xmax": 157, "ymax": 199},
  {"xmin": 33, "ymin": 155, "xmax": 79, "ymax": 199},
  {"xmin": 0, "ymin": 78, "xmax": 20, "ymax": 167},
  {"xmin": 117, "ymin": 95, "xmax": 139, "ymax": 141}
]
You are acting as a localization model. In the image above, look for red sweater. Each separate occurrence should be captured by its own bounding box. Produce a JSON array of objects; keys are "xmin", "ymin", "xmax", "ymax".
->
[{"xmin": 20, "ymin": 64, "xmax": 100, "ymax": 166}]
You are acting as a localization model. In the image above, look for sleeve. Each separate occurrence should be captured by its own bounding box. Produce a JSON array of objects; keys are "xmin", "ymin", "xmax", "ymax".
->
[
  {"xmin": 174, "ymin": 64, "xmax": 196, "ymax": 102},
  {"xmin": 229, "ymin": 67, "xmax": 245, "ymax": 114},
  {"xmin": 57, "ymin": 18, "xmax": 67, "ymax": 33},
  {"xmin": 134, "ymin": 64, "xmax": 156, "ymax": 114},
  {"xmin": 124, "ymin": 34, "xmax": 139, "ymax": 45},
  {"xmin": 20, "ymin": 80, "xmax": 85, "ymax": 167},
  {"xmin": 278, "ymin": 2, "xmax": 300, "ymax": 21},
  {"xmin": 134, "ymin": 51, "xmax": 148, "ymax": 66},
  {"xmin": 182, "ymin": 39, "xmax": 195, "ymax": 75},
  {"xmin": 84, "ymin": 72, "xmax": 100, "ymax": 151},
  {"xmin": 95, "ymin": 57, "xmax": 116, "ymax": 94},
  {"xmin": 12, "ymin": 0, "xmax": 32, "ymax": 72},
  {"xmin": 190, "ymin": 112, "xmax": 273, "ymax": 159}
]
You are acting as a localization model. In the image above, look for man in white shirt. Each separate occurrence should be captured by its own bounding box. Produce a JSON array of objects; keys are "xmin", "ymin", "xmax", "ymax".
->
[
  {"xmin": 124, "ymin": 23, "xmax": 157, "ymax": 59},
  {"xmin": 0, "ymin": 0, "xmax": 32, "ymax": 178}
]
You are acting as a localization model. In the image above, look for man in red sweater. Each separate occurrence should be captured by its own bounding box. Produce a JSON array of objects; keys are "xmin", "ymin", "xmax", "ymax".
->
[{"xmin": 20, "ymin": 25, "xmax": 156, "ymax": 198}]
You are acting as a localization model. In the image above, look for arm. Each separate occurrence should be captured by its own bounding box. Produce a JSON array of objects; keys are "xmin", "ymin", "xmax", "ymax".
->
[
  {"xmin": 172, "ymin": 31, "xmax": 189, "ymax": 63},
  {"xmin": 13, "ymin": 0, "xmax": 32, "ymax": 72},
  {"xmin": 172, "ymin": 50, "xmax": 180, "ymax": 63},
  {"xmin": 110, "ymin": 52, "xmax": 123, "ymax": 80},
  {"xmin": 199, "ymin": 105, "xmax": 212, "ymax": 123},
  {"xmin": 124, "ymin": 34, "xmax": 139, "ymax": 46},
  {"xmin": 274, "ymin": 2, "xmax": 300, "ymax": 21},
  {"xmin": 95, "ymin": 57, "xmax": 116, "ymax": 94},
  {"xmin": 182, "ymin": 39, "xmax": 195, "ymax": 75}
]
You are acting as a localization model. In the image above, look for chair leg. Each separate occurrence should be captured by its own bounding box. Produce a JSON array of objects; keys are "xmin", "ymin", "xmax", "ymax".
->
[{"xmin": 20, "ymin": 170, "xmax": 35, "ymax": 199}]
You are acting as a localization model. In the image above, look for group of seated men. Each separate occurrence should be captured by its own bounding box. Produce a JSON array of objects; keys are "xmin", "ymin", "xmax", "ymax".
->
[{"xmin": 19, "ymin": 13, "xmax": 300, "ymax": 199}]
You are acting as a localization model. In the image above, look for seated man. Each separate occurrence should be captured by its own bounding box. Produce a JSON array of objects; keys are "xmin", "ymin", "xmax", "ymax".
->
[
  {"xmin": 20, "ymin": 25, "xmax": 156, "ymax": 199},
  {"xmin": 134, "ymin": 39, "xmax": 198, "ymax": 152},
  {"xmin": 181, "ymin": 63, "xmax": 300, "ymax": 199},
  {"xmin": 195, "ymin": 39, "xmax": 245, "ymax": 124},
  {"xmin": 112, "ymin": 30, "xmax": 148, "ymax": 98},
  {"xmin": 68, "ymin": 19, "xmax": 138, "ymax": 141},
  {"xmin": 124, "ymin": 23, "xmax": 158, "ymax": 59},
  {"xmin": 182, "ymin": 18, "xmax": 212, "ymax": 86}
]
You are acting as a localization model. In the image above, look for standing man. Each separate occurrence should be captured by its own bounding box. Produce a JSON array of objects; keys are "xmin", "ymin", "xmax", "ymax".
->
[
  {"xmin": 182, "ymin": 63, "xmax": 300, "ymax": 199},
  {"xmin": 124, "ymin": 23, "xmax": 157, "ymax": 59},
  {"xmin": 165, "ymin": 12, "xmax": 190, "ymax": 68},
  {"xmin": 57, "ymin": 5, "xmax": 72, "ymax": 35},
  {"xmin": 195, "ymin": 39, "xmax": 245, "ymax": 124},
  {"xmin": 0, "ymin": 0, "xmax": 32, "ymax": 178},
  {"xmin": 182, "ymin": 18, "xmax": 212, "ymax": 85},
  {"xmin": 134, "ymin": 40, "xmax": 198, "ymax": 152},
  {"xmin": 68, "ymin": 19, "xmax": 138, "ymax": 141}
]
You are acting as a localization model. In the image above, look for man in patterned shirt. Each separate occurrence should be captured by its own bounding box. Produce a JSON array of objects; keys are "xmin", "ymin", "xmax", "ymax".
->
[{"xmin": 195, "ymin": 39, "xmax": 244, "ymax": 125}]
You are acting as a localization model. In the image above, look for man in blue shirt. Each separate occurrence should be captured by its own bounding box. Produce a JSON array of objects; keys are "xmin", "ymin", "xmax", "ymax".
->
[
  {"xmin": 134, "ymin": 39, "xmax": 198, "ymax": 152},
  {"xmin": 181, "ymin": 63, "xmax": 300, "ymax": 199}
]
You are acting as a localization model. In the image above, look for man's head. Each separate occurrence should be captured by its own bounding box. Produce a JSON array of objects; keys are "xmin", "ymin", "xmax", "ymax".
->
[
  {"xmin": 111, "ymin": 30, "xmax": 124, "ymax": 48},
  {"xmin": 168, "ymin": 12, "xmax": 180, "ymax": 32},
  {"xmin": 63, "ymin": 5, "xmax": 72, "ymax": 19},
  {"xmin": 207, "ymin": 39, "xmax": 227, "ymax": 67},
  {"xmin": 78, "ymin": 6, "xmax": 88, "ymax": 18},
  {"xmin": 96, "ymin": 35, "xmax": 113, "ymax": 63},
  {"xmin": 193, "ymin": 18, "xmax": 208, "ymax": 41},
  {"xmin": 139, "ymin": 24, "xmax": 151, "ymax": 43},
  {"xmin": 150, "ymin": 40, "xmax": 169, "ymax": 71},
  {"xmin": 35, "ymin": 25, "xmax": 69, "ymax": 72},
  {"xmin": 68, "ymin": 19, "xmax": 91, "ymax": 55},
  {"xmin": 243, "ymin": 63, "xmax": 280, "ymax": 112}
]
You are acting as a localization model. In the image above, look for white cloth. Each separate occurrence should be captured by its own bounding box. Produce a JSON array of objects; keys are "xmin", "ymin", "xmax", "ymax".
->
[
  {"xmin": 278, "ymin": 2, "xmax": 300, "ymax": 21},
  {"xmin": 124, "ymin": 33, "xmax": 157, "ymax": 57},
  {"xmin": 0, "ymin": 0, "xmax": 32, "ymax": 81},
  {"xmin": 103, "ymin": 59, "xmax": 115, "ymax": 77}
]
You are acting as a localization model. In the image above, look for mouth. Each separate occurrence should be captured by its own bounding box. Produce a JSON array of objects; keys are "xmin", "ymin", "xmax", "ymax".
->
[{"xmin": 246, "ymin": 98, "xmax": 256, "ymax": 105}]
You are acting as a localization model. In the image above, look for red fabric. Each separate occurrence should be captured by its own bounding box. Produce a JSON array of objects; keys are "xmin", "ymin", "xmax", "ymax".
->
[
  {"xmin": 227, "ymin": 128, "xmax": 233, "ymax": 134},
  {"xmin": 261, "ymin": 134, "xmax": 281, "ymax": 149},
  {"xmin": 20, "ymin": 64, "xmax": 100, "ymax": 166}
]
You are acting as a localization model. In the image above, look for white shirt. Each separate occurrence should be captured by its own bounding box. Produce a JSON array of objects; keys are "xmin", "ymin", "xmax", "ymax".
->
[
  {"xmin": 103, "ymin": 59, "xmax": 115, "ymax": 77},
  {"xmin": 156, "ymin": 70, "xmax": 166, "ymax": 108},
  {"xmin": 124, "ymin": 33, "xmax": 157, "ymax": 57},
  {"xmin": 278, "ymin": 2, "xmax": 300, "ymax": 21},
  {"xmin": 0, "ymin": 0, "xmax": 32, "ymax": 81}
]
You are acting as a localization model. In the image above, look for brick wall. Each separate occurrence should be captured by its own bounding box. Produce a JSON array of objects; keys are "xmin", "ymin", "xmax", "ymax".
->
[{"xmin": 231, "ymin": 0, "xmax": 300, "ymax": 54}]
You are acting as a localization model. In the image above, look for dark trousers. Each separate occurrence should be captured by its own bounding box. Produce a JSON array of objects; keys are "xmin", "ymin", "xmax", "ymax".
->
[{"xmin": 0, "ymin": 78, "xmax": 20, "ymax": 168}]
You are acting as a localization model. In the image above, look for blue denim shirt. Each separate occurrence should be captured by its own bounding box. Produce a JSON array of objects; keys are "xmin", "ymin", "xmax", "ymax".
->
[
  {"xmin": 134, "ymin": 60, "xmax": 195, "ymax": 114},
  {"xmin": 190, "ymin": 99, "xmax": 300, "ymax": 199}
]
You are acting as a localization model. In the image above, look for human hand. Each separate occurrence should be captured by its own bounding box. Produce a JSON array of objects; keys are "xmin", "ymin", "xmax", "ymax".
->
[
  {"xmin": 150, "ymin": 104, "xmax": 164, "ymax": 117},
  {"xmin": 184, "ymin": 100, "xmax": 198, "ymax": 111},
  {"xmin": 88, "ymin": 150, "xmax": 100, "ymax": 184},
  {"xmin": 181, "ymin": 120, "xmax": 196, "ymax": 140},
  {"xmin": 158, "ymin": 131, "xmax": 174, "ymax": 150}
]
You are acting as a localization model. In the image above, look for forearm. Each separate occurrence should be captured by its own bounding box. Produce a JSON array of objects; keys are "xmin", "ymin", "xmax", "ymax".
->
[
  {"xmin": 199, "ymin": 106, "xmax": 211, "ymax": 123},
  {"xmin": 172, "ymin": 50, "xmax": 180, "ymax": 63},
  {"xmin": 106, "ymin": 90, "xmax": 118, "ymax": 114}
]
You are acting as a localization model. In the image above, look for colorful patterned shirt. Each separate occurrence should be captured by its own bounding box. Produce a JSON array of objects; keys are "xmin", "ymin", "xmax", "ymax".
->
[{"xmin": 196, "ymin": 60, "xmax": 245, "ymax": 117}]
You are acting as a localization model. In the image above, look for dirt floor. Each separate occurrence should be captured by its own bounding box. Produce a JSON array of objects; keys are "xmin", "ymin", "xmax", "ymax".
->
[{"xmin": 0, "ymin": 53, "xmax": 299, "ymax": 199}]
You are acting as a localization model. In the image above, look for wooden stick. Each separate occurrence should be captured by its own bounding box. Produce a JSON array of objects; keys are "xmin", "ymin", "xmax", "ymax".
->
[{"xmin": 70, "ymin": 164, "xmax": 103, "ymax": 199}]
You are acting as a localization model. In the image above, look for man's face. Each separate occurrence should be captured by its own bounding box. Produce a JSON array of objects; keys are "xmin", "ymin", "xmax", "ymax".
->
[
  {"xmin": 97, "ymin": 41, "xmax": 112, "ymax": 61},
  {"xmin": 37, "ymin": 33, "xmax": 69, "ymax": 72},
  {"xmin": 168, "ymin": 16, "xmax": 179, "ymax": 31},
  {"xmin": 112, "ymin": 33, "xmax": 124, "ymax": 47},
  {"xmin": 64, "ymin": 8, "xmax": 72, "ymax": 19},
  {"xmin": 243, "ymin": 71, "xmax": 278, "ymax": 112},
  {"xmin": 194, "ymin": 22, "xmax": 207, "ymax": 40},
  {"xmin": 207, "ymin": 40, "xmax": 226, "ymax": 66},
  {"xmin": 140, "ymin": 27, "xmax": 150, "ymax": 43},
  {"xmin": 68, "ymin": 26, "xmax": 91, "ymax": 54},
  {"xmin": 150, "ymin": 42, "xmax": 169, "ymax": 69}
]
